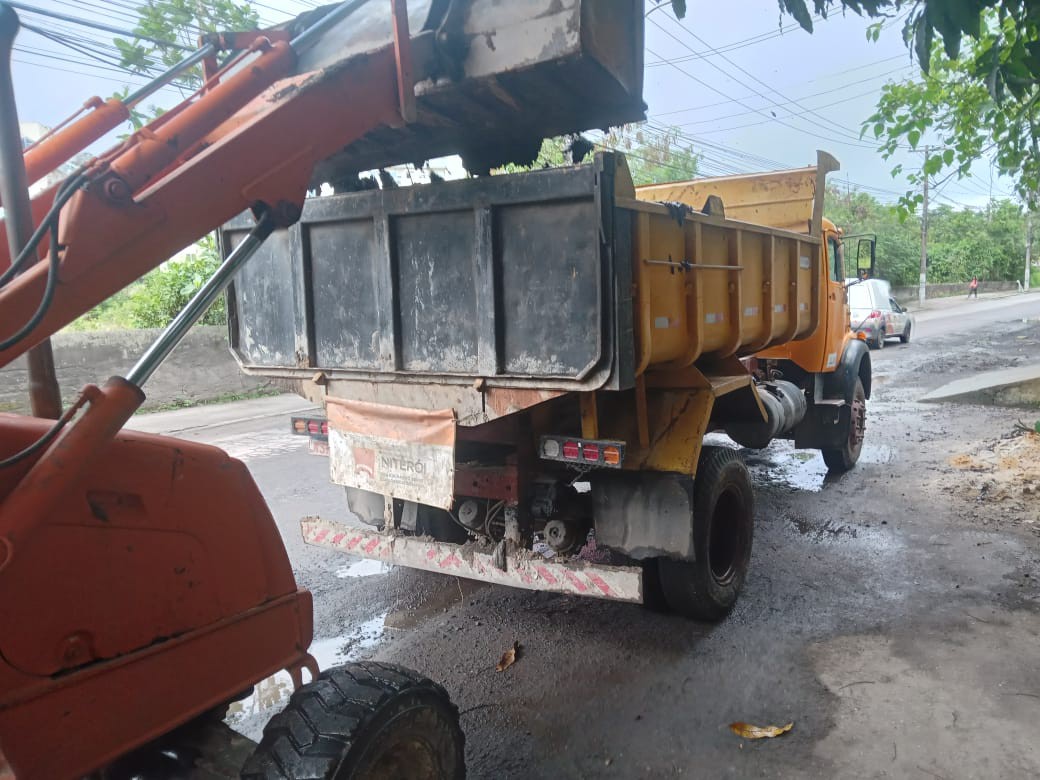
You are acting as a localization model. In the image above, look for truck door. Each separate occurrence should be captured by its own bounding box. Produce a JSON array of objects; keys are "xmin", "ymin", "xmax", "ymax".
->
[{"xmin": 824, "ymin": 232, "xmax": 848, "ymax": 369}]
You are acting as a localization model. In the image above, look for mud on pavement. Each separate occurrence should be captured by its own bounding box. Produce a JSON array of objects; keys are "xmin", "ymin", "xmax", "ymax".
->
[{"xmin": 239, "ymin": 314, "xmax": 1040, "ymax": 778}]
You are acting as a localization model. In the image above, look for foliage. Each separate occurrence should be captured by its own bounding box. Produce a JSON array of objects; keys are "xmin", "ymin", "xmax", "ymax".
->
[
  {"xmin": 773, "ymin": 1, "xmax": 1040, "ymax": 82},
  {"xmin": 73, "ymin": 1, "xmax": 246, "ymax": 332},
  {"xmin": 825, "ymin": 185, "xmax": 1030, "ymax": 286},
  {"xmin": 70, "ymin": 236, "xmax": 226, "ymax": 331},
  {"xmin": 603, "ymin": 126, "xmax": 700, "ymax": 185},
  {"xmin": 113, "ymin": 0, "xmax": 259, "ymax": 128},
  {"xmin": 867, "ymin": 12, "xmax": 1040, "ymax": 217},
  {"xmin": 495, "ymin": 127, "xmax": 699, "ymax": 185},
  {"xmin": 494, "ymin": 137, "xmax": 569, "ymax": 174},
  {"xmin": 123, "ymin": 235, "xmax": 226, "ymax": 327}
]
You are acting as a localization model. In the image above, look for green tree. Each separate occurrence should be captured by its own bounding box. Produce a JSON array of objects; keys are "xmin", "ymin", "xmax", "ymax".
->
[
  {"xmin": 824, "ymin": 185, "xmax": 1028, "ymax": 285},
  {"xmin": 603, "ymin": 126, "xmax": 700, "ymax": 185},
  {"xmin": 769, "ymin": 1, "xmax": 1040, "ymax": 83},
  {"xmin": 120, "ymin": 236, "xmax": 226, "ymax": 327},
  {"xmin": 825, "ymin": 186, "xmax": 922, "ymax": 285},
  {"xmin": 495, "ymin": 128, "xmax": 699, "ymax": 185},
  {"xmin": 738, "ymin": 2, "xmax": 1040, "ymax": 216},
  {"xmin": 867, "ymin": 19, "xmax": 1040, "ymax": 216},
  {"xmin": 114, "ymin": 0, "xmax": 259, "ymax": 128}
]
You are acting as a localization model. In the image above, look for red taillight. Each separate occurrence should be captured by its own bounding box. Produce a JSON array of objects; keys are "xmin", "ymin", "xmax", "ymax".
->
[
  {"xmin": 321, "ymin": 421, "xmax": 329, "ymax": 435},
  {"xmin": 582, "ymin": 443, "xmax": 600, "ymax": 462},
  {"xmin": 307, "ymin": 421, "xmax": 320, "ymax": 434},
  {"xmin": 868, "ymin": 309, "xmax": 881, "ymax": 319},
  {"xmin": 562, "ymin": 441, "xmax": 580, "ymax": 460}
]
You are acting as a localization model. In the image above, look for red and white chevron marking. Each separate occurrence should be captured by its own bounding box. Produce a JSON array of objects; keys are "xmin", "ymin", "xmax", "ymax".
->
[{"xmin": 301, "ymin": 517, "xmax": 643, "ymax": 604}]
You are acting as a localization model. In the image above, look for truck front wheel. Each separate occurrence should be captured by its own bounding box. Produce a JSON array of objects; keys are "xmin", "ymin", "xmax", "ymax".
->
[
  {"xmin": 821, "ymin": 377, "xmax": 866, "ymax": 473},
  {"xmin": 657, "ymin": 447, "xmax": 754, "ymax": 622}
]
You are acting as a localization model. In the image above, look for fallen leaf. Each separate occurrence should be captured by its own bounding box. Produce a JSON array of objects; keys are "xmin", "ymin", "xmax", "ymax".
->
[
  {"xmin": 496, "ymin": 640, "xmax": 520, "ymax": 672},
  {"xmin": 728, "ymin": 721, "xmax": 794, "ymax": 739}
]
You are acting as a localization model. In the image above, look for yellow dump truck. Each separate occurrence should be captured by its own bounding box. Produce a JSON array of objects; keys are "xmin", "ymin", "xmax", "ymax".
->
[{"xmin": 223, "ymin": 150, "xmax": 871, "ymax": 620}]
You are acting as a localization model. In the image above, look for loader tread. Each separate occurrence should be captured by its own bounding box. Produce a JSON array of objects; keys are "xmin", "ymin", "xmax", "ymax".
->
[{"xmin": 241, "ymin": 662, "xmax": 464, "ymax": 779}]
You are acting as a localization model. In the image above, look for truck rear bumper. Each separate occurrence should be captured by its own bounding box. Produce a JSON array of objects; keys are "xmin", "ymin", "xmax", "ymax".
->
[{"xmin": 301, "ymin": 517, "xmax": 643, "ymax": 604}]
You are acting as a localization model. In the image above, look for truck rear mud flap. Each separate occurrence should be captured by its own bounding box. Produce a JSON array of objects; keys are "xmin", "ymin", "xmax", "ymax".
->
[{"xmin": 301, "ymin": 517, "xmax": 643, "ymax": 604}]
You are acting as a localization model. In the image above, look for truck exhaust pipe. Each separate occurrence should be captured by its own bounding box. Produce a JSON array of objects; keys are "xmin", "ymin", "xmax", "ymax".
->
[{"xmin": 725, "ymin": 381, "xmax": 807, "ymax": 450}]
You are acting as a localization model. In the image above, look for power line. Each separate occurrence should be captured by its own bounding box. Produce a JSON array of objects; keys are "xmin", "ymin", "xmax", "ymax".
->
[
  {"xmin": 652, "ymin": 63, "xmax": 913, "ymax": 123},
  {"xmin": 671, "ymin": 83, "xmax": 905, "ymax": 135},
  {"xmin": 649, "ymin": 17, "xmax": 906, "ymax": 151},
  {"xmin": 645, "ymin": 14, "xmax": 826, "ymax": 67},
  {"xmin": 1, "ymin": 1, "xmax": 193, "ymax": 51}
]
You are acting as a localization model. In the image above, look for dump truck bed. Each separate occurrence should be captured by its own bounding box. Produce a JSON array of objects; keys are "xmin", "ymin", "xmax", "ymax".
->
[{"xmin": 223, "ymin": 153, "xmax": 827, "ymax": 422}]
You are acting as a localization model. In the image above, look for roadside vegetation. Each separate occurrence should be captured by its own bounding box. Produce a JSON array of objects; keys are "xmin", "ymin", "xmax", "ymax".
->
[
  {"xmin": 825, "ymin": 186, "xmax": 1036, "ymax": 287},
  {"xmin": 68, "ymin": 235, "xmax": 225, "ymax": 331}
]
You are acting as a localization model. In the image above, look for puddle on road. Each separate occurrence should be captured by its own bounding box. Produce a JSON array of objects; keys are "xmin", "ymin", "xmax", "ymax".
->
[
  {"xmin": 742, "ymin": 439, "xmax": 893, "ymax": 493},
  {"xmin": 226, "ymin": 612, "xmax": 387, "ymax": 722},
  {"xmin": 335, "ymin": 558, "xmax": 392, "ymax": 579}
]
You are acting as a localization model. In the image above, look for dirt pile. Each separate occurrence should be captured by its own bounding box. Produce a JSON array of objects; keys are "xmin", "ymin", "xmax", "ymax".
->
[{"xmin": 946, "ymin": 430, "xmax": 1040, "ymax": 535}]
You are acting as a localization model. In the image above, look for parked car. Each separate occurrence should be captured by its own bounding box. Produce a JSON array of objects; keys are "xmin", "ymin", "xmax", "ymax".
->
[{"xmin": 846, "ymin": 278, "xmax": 913, "ymax": 349}]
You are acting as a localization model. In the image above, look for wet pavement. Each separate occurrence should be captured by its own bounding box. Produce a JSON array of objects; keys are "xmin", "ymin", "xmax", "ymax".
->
[{"xmin": 136, "ymin": 294, "xmax": 1040, "ymax": 777}]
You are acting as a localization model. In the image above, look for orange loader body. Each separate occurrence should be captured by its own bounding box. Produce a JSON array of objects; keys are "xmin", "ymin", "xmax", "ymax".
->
[
  {"xmin": 0, "ymin": 1, "xmax": 418, "ymax": 775},
  {"xmin": 0, "ymin": 413, "xmax": 314, "ymax": 777}
]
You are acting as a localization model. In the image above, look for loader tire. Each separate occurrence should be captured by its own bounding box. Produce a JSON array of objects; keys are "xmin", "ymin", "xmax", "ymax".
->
[
  {"xmin": 821, "ymin": 377, "xmax": 867, "ymax": 473},
  {"xmin": 657, "ymin": 447, "xmax": 754, "ymax": 622},
  {"xmin": 242, "ymin": 662, "xmax": 465, "ymax": 780}
]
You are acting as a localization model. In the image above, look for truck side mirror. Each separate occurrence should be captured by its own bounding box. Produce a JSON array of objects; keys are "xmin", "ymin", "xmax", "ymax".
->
[{"xmin": 856, "ymin": 237, "xmax": 876, "ymax": 278}]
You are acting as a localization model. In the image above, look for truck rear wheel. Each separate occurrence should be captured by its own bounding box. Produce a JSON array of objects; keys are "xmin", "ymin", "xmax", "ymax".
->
[
  {"xmin": 242, "ymin": 662, "xmax": 465, "ymax": 780},
  {"xmin": 657, "ymin": 447, "xmax": 754, "ymax": 622},
  {"xmin": 821, "ymin": 377, "xmax": 866, "ymax": 473}
]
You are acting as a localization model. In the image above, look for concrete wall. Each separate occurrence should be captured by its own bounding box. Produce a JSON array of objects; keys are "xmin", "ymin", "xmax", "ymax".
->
[
  {"xmin": 0, "ymin": 326, "xmax": 274, "ymax": 414},
  {"xmin": 891, "ymin": 281, "xmax": 1019, "ymax": 304}
]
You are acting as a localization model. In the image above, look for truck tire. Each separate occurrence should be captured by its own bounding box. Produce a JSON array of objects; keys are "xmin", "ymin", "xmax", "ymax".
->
[
  {"xmin": 871, "ymin": 325, "xmax": 885, "ymax": 350},
  {"xmin": 657, "ymin": 447, "xmax": 754, "ymax": 622},
  {"xmin": 242, "ymin": 662, "xmax": 465, "ymax": 780},
  {"xmin": 821, "ymin": 377, "xmax": 866, "ymax": 473},
  {"xmin": 899, "ymin": 323, "xmax": 911, "ymax": 344}
]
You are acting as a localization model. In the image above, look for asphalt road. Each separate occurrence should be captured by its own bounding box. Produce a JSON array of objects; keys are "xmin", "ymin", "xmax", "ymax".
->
[
  {"xmin": 911, "ymin": 290, "xmax": 1040, "ymax": 339},
  {"xmin": 129, "ymin": 293, "xmax": 1040, "ymax": 778}
]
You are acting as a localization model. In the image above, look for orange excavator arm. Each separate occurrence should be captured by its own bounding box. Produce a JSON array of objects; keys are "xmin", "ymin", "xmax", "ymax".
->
[
  {"xmin": 0, "ymin": 0, "xmax": 417, "ymax": 579},
  {"xmin": 0, "ymin": 0, "xmax": 414, "ymax": 370}
]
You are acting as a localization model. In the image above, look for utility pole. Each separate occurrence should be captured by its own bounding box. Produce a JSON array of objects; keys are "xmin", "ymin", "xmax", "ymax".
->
[
  {"xmin": 919, "ymin": 145, "xmax": 929, "ymax": 306},
  {"xmin": 1026, "ymin": 214, "xmax": 1033, "ymax": 292}
]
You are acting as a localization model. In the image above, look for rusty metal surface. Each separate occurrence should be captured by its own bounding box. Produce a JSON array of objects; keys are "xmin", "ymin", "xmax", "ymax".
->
[
  {"xmin": 454, "ymin": 463, "xmax": 518, "ymax": 502},
  {"xmin": 287, "ymin": 0, "xmax": 645, "ymax": 180},
  {"xmin": 301, "ymin": 516, "xmax": 643, "ymax": 603}
]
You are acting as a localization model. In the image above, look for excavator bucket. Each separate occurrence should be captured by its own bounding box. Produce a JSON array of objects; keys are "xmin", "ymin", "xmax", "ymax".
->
[{"xmin": 287, "ymin": 0, "xmax": 646, "ymax": 180}]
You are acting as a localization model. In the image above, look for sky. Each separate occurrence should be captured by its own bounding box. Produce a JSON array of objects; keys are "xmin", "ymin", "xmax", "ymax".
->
[{"xmin": 7, "ymin": 0, "xmax": 1018, "ymax": 210}]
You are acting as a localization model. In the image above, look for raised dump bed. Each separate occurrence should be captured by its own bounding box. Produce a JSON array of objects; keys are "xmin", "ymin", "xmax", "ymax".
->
[{"xmin": 289, "ymin": 0, "xmax": 646, "ymax": 182}]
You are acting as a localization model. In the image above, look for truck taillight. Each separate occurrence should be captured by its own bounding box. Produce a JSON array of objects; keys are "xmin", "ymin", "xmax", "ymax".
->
[
  {"xmin": 308, "ymin": 421, "xmax": 320, "ymax": 434},
  {"xmin": 321, "ymin": 421, "xmax": 329, "ymax": 435},
  {"xmin": 292, "ymin": 418, "xmax": 306, "ymax": 433},
  {"xmin": 868, "ymin": 309, "xmax": 881, "ymax": 319},
  {"xmin": 540, "ymin": 436, "xmax": 625, "ymax": 469}
]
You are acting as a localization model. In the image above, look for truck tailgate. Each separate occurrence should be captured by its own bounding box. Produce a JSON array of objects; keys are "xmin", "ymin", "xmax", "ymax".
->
[{"xmin": 223, "ymin": 155, "xmax": 630, "ymax": 392}]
